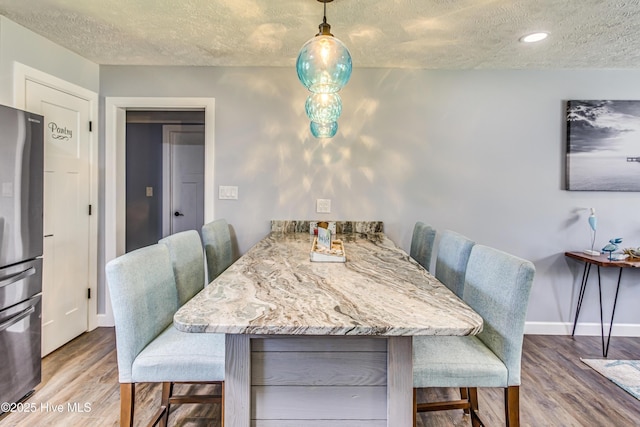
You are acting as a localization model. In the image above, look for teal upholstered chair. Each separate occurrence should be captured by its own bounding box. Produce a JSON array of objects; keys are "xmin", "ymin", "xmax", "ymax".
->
[
  {"xmin": 201, "ymin": 219, "xmax": 234, "ymax": 283},
  {"xmin": 413, "ymin": 245, "xmax": 535, "ymax": 427},
  {"xmin": 434, "ymin": 230, "xmax": 475, "ymax": 299},
  {"xmin": 106, "ymin": 244, "xmax": 224, "ymax": 427},
  {"xmin": 410, "ymin": 221, "xmax": 437, "ymax": 271},
  {"xmin": 432, "ymin": 229, "xmax": 476, "ymax": 411},
  {"xmin": 159, "ymin": 230, "xmax": 206, "ymax": 306}
]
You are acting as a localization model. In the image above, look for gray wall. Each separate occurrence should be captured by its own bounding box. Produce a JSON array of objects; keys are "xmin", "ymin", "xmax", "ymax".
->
[
  {"xmin": 101, "ymin": 66, "xmax": 640, "ymax": 331},
  {"xmin": 0, "ymin": 17, "xmax": 99, "ymax": 105}
]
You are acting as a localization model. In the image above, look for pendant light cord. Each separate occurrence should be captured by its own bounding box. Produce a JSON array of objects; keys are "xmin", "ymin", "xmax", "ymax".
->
[{"xmin": 323, "ymin": 0, "xmax": 327, "ymax": 24}]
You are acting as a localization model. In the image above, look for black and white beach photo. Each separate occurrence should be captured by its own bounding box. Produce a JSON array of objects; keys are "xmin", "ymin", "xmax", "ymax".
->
[{"xmin": 567, "ymin": 100, "xmax": 640, "ymax": 191}]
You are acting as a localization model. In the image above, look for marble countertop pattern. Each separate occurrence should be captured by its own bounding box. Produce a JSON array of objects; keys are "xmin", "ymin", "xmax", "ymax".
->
[
  {"xmin": 270, "ymin": 220, "xmax": 384, "ymax": 234},
  {"xmin": 174, "ymin": 232, "xmax": 483, "ymax": 336}
]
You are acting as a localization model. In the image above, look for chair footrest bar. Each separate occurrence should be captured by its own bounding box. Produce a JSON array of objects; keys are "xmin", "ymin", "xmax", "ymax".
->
[
  {"xmin": 417, "ymin": 399, "xmax": 470, "ymax": 412},
  {"xmin": 168, "ymin": 394, "xmax": 223, "ymax": 405}
]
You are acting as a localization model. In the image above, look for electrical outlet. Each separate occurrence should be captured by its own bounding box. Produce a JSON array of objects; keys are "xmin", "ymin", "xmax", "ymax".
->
[
  {"xmin": 219, "ymin": 186, "xmax": 238, "ymax": 200},
  {"xmin": 146, "ymin": 186, "xmax": 153, "ymax": 197},
  {"xmin": 316, "ymin": 199, "xmax": 331, "ymax": 213}
]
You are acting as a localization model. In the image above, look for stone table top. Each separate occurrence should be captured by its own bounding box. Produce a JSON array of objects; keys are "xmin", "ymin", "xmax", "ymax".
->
[{"xmin": 174, "ymin": 232, "xmax": 483, "ymax": 336}]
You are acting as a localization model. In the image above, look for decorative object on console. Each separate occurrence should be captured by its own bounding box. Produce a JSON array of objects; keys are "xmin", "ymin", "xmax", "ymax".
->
[
  {"xmin": 602, "ymin": 237, "xmax": 623, "ymax": 260},
  {"xmin": 296, "ymin": 0, "xmax": 352, "ymax": 138},
  {"xmin": 566, "ymin": 100, "xmax": 640, "ymax": 191},
  {"xmin": 584, "ymin": 208, "xmax": 600, "ymax": 256},
  {"xmin": 623, "ymin": 247, "xmax": 640, "ymax": 259}
]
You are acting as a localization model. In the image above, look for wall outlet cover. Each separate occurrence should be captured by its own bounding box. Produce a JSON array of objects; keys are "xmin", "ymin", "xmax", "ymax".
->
[{"xmin": 316, "ymin": 198, "xmax": 331, "ymax": 213}]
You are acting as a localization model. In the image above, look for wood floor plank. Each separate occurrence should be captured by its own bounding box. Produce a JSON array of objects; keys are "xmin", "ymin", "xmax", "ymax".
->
[{"xmin": 0, "ymin": 329, "xmax": 638, "ymax": 426}]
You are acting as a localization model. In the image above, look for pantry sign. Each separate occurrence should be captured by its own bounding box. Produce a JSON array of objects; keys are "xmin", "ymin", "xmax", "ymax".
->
[{"xmin": 44, "ymin": 105, "xmax": 77, "ymax": 158}]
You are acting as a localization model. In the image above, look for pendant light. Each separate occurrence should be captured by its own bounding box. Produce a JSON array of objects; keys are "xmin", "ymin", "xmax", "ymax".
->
[
  {"xmin": 305, "ymin": 92, "xmax": 342, "ymax": 124},
  {"xmin": 310, "ymin": 120, "xmax": 338, "ymax": 138},
  {"xmin": 297, "ymin": 0, "xmax": 352, "ymax": 138}
]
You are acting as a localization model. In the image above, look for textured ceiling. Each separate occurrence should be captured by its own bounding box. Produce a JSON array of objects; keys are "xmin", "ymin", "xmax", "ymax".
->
[{"xmin": 1, "ymin": 0, "xmax": 640, "ymax": 69}]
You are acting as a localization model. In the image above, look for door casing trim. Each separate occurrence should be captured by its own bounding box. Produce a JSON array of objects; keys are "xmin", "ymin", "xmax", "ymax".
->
[
  {"xmin": 104, "ymin": 97, "xmax": 215, "ymax": 326},
  {"xmin": 13, "ymin": 62, "xmax": 99, "ymax": 332}
]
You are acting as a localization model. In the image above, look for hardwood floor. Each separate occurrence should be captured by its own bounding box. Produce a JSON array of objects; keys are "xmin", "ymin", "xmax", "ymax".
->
[{"xmin": 1, "ymin": 328, "xmax": 639, "ymax": 426}]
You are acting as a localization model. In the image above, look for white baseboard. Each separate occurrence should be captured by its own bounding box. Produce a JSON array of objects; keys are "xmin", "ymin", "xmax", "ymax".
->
[
  {"xmin": 97, "ymin": 313, "xmax": 115, "ymax": 328},
  {"xmin": 525, "ymin": 321, "xmax": 640, "ymax": 337}
]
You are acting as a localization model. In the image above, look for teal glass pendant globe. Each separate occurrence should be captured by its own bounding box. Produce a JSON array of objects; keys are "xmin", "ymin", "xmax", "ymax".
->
[
  {"xmin": 310, "ymin": 120, "xmax": 338, "ymax": 138},
  {"xmin": 297, "ymin": 35, "xmax": 352, "ymax": 94},
  {"xmin": 305, "ymin": 92, "xmax": 342, "ymax": 124}
]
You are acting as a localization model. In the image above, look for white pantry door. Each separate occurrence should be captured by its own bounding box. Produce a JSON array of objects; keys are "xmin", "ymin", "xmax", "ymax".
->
[
  {"xmin": 26, "ymin": 80, "xmax": 90, "ymax": 356},
  {"xmin": 162, "ymin": 125, "xmax": 205, "ymax": 236}
]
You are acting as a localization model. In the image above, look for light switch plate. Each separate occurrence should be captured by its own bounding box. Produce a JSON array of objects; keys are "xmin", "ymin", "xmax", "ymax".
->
[
  {"xmin": 316, "ymin": 199, "xmax": 331, "ymax": 213},
  {"xmin": 219, "ymin": 185, "xmax": 238, "ymax": 200},
  {"xmin": 146, "ymin": 186, "xmax": 153, "ymax": 197},
  {"xmin": 1, "ymin": 182, "xmax": 13, "ymax": 198}
]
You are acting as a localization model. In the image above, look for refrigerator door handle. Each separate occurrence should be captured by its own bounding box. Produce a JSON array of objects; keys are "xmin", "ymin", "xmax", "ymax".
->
[
  {"xmin": 0, "ymin": 267, "xmax": 36, "ymax": 289},
  {"xmin": 0, "ymin": 306, "xmax": 35, "ymax": 332}
]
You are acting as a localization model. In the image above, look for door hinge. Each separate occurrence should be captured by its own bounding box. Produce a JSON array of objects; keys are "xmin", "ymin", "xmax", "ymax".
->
[
  {"xmin": 87, "ymin": 288, "xmax": 91, "ymax": 299},
  {"xmin": 89, "ymin": 121, "xmax": 93, "ymax": 132},
  {"xmin": 88, "ymin": 204, "xmax": 92, "ymax": 215}
]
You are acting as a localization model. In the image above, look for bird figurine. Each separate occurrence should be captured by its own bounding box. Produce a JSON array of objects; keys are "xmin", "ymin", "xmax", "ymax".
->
[{"xmin": 602, "ymin": 237, "xmax": 623, "ymax": 260}]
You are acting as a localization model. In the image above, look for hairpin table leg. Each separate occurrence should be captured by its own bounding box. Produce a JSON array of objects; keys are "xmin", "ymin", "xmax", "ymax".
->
[
  {"xmin": 603, "ymin": 268, "xmax": 623, "ymax": 358},
  {"xmin": 572, "ymin": 262, "xmax": 591, "ymax": 336}
]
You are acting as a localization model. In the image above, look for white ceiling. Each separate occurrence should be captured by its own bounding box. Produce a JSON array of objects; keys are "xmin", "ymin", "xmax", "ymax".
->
[{"xmin": 1, "ymin": 0, "xmax": 640, "ymax": 69}]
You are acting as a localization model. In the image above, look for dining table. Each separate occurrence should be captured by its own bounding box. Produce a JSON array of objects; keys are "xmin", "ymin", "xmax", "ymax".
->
[{"xmin": 173, "ymin": 221, "xmax": 483, "ymax": 427}]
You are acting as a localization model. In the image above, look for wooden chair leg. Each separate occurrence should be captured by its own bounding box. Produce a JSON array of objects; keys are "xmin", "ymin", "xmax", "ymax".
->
[
  {"xmin": 220, "ymin": 381, "xmax": 225, "ymax": 427},
  {"xmin": 504, "ymin": 386, "xmax": 519, "ymax": 427},
  {"xmin": 120, "ymin": 383, "xmax": 135, "ymax": 427},
  {"xmin": 413, "ymin": 388, "xmax": 417, "ymax": 427},
  {"xmin": 160, "ymin": 382, "xmax": 173, "ymax": 427},
  {"xmin": 460, "ymin": 387, "xmax": 470, "ymax": 414},
  {"xmin": 468, "ymin": 387, "xmax": 483, "ymax": 427},
  {"xmin": 469, "ymin": 387, "xmax": 479, "ymax": 412}
]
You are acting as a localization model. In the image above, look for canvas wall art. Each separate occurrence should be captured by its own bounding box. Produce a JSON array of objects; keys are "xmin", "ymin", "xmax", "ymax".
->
[{"xmin": 566, "ymin": 100, "xmax": 640, "ymax": 191}]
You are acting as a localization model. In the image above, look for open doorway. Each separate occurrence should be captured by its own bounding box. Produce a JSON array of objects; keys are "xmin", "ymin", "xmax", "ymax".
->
[
  {"xmin": 104, "ymin": 96, "xmax": 215, "ymax": 327},
  {"xmin": 125, "ymin": 111, "xmax": 205, "ymax": 252}
]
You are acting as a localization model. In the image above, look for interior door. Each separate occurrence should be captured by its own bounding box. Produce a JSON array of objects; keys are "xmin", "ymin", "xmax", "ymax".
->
[
  {"xmin": 26, "ymin": 80, "xmax": 90, "ymax": 356},
  {"xmin": 162, "ymin": 125, "xmax": 205, "ymax": 236}
]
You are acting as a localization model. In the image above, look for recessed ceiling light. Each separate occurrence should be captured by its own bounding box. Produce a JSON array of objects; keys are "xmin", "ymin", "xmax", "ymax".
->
[{"xmin": 520, "ymin": 32, "xmax": 549, "ymax": 43}]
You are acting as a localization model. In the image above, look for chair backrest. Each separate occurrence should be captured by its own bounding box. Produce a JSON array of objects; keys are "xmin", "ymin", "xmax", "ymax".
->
[
  {"xmin": 410, "ymin": 221, "xmax": 437, "ymax": 271},
  {"xmin": 434, "ymin": 230, "xmax": 475, "ymax": 298},
  {"xmin": 159, "ymin": 230, "xmax": 205, "ymax": 306},
  {"xmin": 462, "ymin": 245, "xmax": 535, "ymax": 386},
  {"xmin": 201, "ymin": 219, "xmax": 234, "ymax": 282},
  {"xmin": 105, "ymin": 244, "xmax": 179, "ymax": 383}
]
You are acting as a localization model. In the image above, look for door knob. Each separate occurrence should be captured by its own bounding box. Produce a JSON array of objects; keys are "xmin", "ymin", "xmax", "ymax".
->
[{"xmin": 174, "ymin": 211, "xmax": 184, "ymax": 217}]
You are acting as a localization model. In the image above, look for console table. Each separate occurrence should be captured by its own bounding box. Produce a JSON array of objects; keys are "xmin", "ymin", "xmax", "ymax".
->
[
  {"xmin": 175, "ymin": 229, "xmax": 482, "ymax": 427},
  {"xmin": 565, "ymin": 251, "xmax": 640, "ymax": 357}
]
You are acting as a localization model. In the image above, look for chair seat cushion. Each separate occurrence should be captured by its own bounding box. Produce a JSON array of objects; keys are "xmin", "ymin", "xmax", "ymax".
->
[
  {"xmin": 413, "ymin": 335, "xmax": 508, "ymax": 388},
  {"xmin": 132, "ymin": 324, "xmax": 225, "ymax": 383}
]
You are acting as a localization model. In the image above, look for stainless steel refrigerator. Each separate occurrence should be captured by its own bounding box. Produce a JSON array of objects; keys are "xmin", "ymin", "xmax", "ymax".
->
[{"xmin": 0, "ymin": 104, "xmax": 44, "ymax": 408}]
